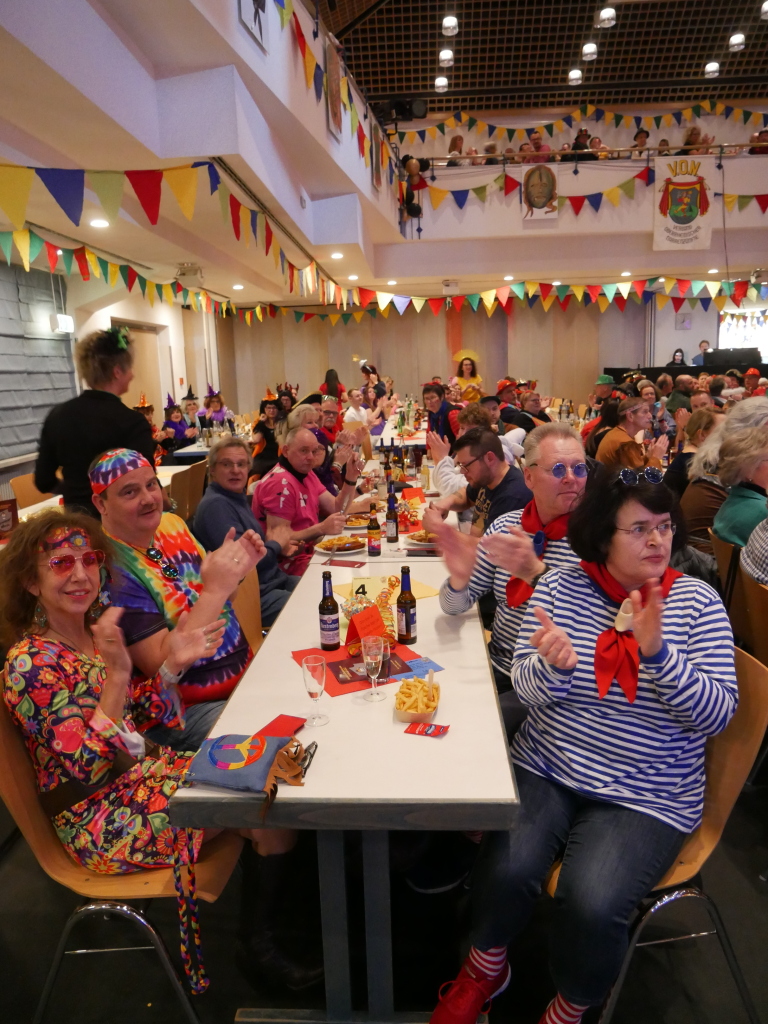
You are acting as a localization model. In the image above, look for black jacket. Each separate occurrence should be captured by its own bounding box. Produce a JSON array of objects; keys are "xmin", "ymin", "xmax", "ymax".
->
[{"xmin": 35, "ymin": 389, "xmax": 155, "ymax": 514}]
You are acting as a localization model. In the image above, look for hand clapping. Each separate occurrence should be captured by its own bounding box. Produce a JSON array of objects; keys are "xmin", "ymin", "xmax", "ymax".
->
[
  {"xmin": 530, "ymin": 606, "xmax": 578, "ymax": 671},
  {"xmin": 629, "ymin": 579, "xmax": 663, "ymax": 657}
]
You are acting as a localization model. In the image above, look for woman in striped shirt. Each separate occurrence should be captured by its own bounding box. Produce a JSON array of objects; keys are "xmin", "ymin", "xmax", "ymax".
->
[{"xmin": 431, "ymin": 466, "xmax": 737, "ymax": 1024}]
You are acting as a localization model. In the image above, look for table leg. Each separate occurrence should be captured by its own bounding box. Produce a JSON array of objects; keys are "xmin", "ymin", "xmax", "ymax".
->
[
  {"xmin": 362, "ymin": 832, "xmax": 393, "ymax": 1021},
  {"xmin": 318, "ymin": 830, "xmax": 353, "ymax": 1021}
]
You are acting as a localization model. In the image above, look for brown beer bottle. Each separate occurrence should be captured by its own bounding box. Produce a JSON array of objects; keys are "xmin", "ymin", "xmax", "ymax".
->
[
  {"xmin": 385, "ymin": 491, "xmax": 399, "ymax": 544},
  {"xmin": 397, "ymin": 565, "xmax": 417, "ymax": 644},
  {"xmin": 367, "ymin": 502, "xmax": 381, "ymax": 557},
  {"xmin": 319, "ymin": 571, "xmax": 340, "ymax": 651}
]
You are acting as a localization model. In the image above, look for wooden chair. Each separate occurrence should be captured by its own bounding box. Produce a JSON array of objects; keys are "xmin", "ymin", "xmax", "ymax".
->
[
  {"xmin": 186, "ymin": 459, "xmax": 208, "ymax": 519},
  {"xmin": 10, "ymin": 473, "xmax": 52, "ymax": 509},
  {"xmin": 169, "ymin": 466, "xmax": 192, "ymax": 522},
  {"xmin": 0, "ymin": 699, "xmax": 243, "ymax": 1024},
  {"xmin": 232, "ymin": 568, "xmax": 264, "ymax": 655},
  {"xmin": 577, "ymin": 403, "xmax": 588, "ymax": 420},
  {"xmin": 742, "ymin": 570, "xmax": 768, "ymax": 668},
  {"xmin": 546, "ymin": 647, "xmax": 767, "ymax": 1023},
  {"xmin": 708, "ymin": 528, "xmax": 752, "ymax": 649}
]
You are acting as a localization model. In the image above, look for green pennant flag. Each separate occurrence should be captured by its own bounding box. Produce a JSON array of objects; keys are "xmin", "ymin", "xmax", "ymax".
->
[
  {"xmin": 217, "ymin": 183, "xmax": 230, "ymax": 223},
  {"xmin": 692, "ymin": 104, "xmax": 702, "ymax": 118},
  {"xmin": 629, "ymin": 290, "xmax": 642, "ymax": 304},
  {"xmin": 743, "ymin": 109, "xmax": 753, "ymax": 125},
  {"xmin": 506, "ymin": 128, "xmax": 515, "ymax": 141},
  {"xmin": 294, "ymin": 310, "xmax": 303, "ymax": 323},
  {"xmin": 493, "ymin": 173, "xmax": 505, "ymax": 189},
  {"xmin": 690, "ymin": 281, "xmax": 705, "ymax": 296},
  {"xmin": 467, "ymin": 117, "xmax": 477, "ymax": 131},
  {"xmin": 687, "ymin": 297, "xmax": 698, "ymax": 309},
  {"xmin": 276, "ymin": 0, "xmax": 293, "ymax": 28},
  {"xmin": 471, "ymin": 185, "xmax": 487, "ymax": 203},
  {"xmin": 580, "ymin": 104, "xmax": 588, "ymax": 114},
  {"xmin": 97, "ymin": 256, "xmax": 109, "ymax": 280},
  {"xmin": 748, "ymin": 286, "xmax": 759, "ymax": 302},
  {"xmin": 119, "ymin": 265, "xmax": 129, "ymax": 288},
  {"xmin": 398, "ymin": 131, "xmax": 406, "ymax": 143},
  {"xmin": 721, "ymin": 280, "xmax": 734, "ymax": 296},
  {"xmin": 603, "ymin": 283, "xmax": 618, "ymax": 302},
  {"xmin": 319, "ymin": 314, "xmax": 327, "ymax": 320},
  {"xmin": 647, "ymin": 277, "xmax": 659, "ymax": 287},
  {"xmin": 510, "ymin": 281, "xmax": 526, "ymax": 300},
  {"xmin": 738, "ymin": 194, "xmax": 754, "ymax": 211},
  {"xmin": 155, "ymin": 282, "xmax": 164, "ymax": 302},
  {"xmin": 614, "ymin": 113, "xmax": 623, "ymax": 128},
  {"xmin": 87, "ymin": 171, "xmax": 125, "ymax": 224},
  {"xmin": 61, "ymin": 248, "xmax": 74, "ymax": 276},
  {"xmin": 350, "ymin": 103, "xmax": 359, "ymax": 136},
  {"xmin": 181, "ymin": 288, "xmax": 188, "ymax": 304},
  {"xmin": 367, "ymin": 307, "xmax": 377, "ymax": 317},
  {"xmin": 544, "ymin": 123, "xmax": 554, "ymax": 136},
  {"xmin": 555, "ymin": 284, "xmax": 570, "ymax": 301},
  {"xmin": 29, "ymin": 232, "xmax": 45, "ymax": 264},
  {"xmin": 0, "ymin": 231, "xmax": 11, "ymax": 265},
  {"xmin": 137, "ymin": 275, "xmax": 147, "ymax": 297},
  {"xmin": 654, "ymin": 115, "xmax": 662, "ymax": 129},
  {"xmin": 466, "ymin": 293, "xmax": 481, "ymax": 311},
  {"xmin": 557, "ymin": 195, "xmax": 567, "ymax": 209},
  {"xmin": 618, "ymin": 177, "xmax": 636, "ymax": 200},
  {"xmin": 341, "ymin": 312, "xmax": 352, "ymax": 325},
  {"xmin": 436, "ymin": 122, "xmax": 446, "ymax": 135}
]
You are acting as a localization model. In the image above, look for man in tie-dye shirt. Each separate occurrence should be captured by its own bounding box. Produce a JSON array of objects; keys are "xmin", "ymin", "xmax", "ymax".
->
[{"xmin": 90, "ymin": 449, "xmax": 266, "ymax": 750}]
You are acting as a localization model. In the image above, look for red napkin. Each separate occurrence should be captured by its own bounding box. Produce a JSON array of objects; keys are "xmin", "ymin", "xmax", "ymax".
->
[{"xmin": 292, "ymin": 644, "xmax": 419, "ymax": 697}]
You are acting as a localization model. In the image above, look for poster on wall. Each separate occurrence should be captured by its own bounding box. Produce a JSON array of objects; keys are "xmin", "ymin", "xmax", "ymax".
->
[
  {"xmin": 653, "ymin": 156, "xmax": 714, "ymax": 250},
  {"xmin": 326, "ymin": 40, "xmax": 343, "ymax": 140},
  {"xmin": 238, "ymin": 0, "xmax": 268, "ymax": 53},
  {"xmin": 371, "ymin": 122, "xmax": 383, "ymax": 190},
  {"xmin": 522, "ymin": 165, "xmax": 558, "ymax": 219}
]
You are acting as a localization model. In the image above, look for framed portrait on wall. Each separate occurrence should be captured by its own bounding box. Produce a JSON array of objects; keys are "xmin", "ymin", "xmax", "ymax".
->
[
  {"xmin": 326, "ymin": 40, "xmax": 343, "ymax": 140},
  {"xmin": 239, "ymin": 0, "xmax": 268, "ymax": 55},
  {"xmin": 371, "ymin": 121, "xmax": 383, "ymax": 191}
]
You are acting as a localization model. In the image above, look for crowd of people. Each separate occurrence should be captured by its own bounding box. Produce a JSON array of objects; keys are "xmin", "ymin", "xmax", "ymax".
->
[{"xmin": 5, "ymin": 324, "xmax": 767, "ymax": 1021}]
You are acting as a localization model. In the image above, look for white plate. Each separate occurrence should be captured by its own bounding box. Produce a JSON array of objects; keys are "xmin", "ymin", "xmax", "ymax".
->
[{"xmin": 404, "ymin": 534, "xmax": 439, "ymax": 548}]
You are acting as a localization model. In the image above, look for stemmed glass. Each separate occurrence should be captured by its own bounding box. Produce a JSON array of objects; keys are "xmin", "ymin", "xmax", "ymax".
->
[
  {"xmin": 361, "ymin": 636, "xmax": 387, "ymax": 703},
  {"xmin": 302, "ymin": 655, "xmax": 329, "ymax": 726}
]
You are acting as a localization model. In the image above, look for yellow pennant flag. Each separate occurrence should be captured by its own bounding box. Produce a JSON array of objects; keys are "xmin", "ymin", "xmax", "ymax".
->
[
  {"xmin": 722, "ymin": 194, "xmax": 738, "ymax": 212},
  {"xmin": 516, "ymin": 128, "xmax": 526, "ymax": 140},
  {"xmin": 379, "ymin": 305, "xmax": 390, "ymax": 319},
  {"xmin": 753, "ymin": 111, "xmax": 763, "ymax": 126},
  {"xmin": 480, "ymin": 288, "xmax": 496, "ymax": 310},
  {"xmin": 485, "ymin": 299, "xmax": 498, "ymax": 317},
  {"xmin": 407, "ymin": 131, "xmax": 417, "ymax": 145},
  {"xmin": 713, "ymin": 295, "xmax": 728, "ymax": 311},
  {"xmin": 163, "ymin": 283, "xmax": 175, "ymax": 304},
  {"xmin": 623, "ymin": 116, "xmax": 632, "ymax": 128},
  {"xmin": 108, "ymin": 262, "xmax": 120, "ymax": 287},
  {"xmin": 163, "ymin": 166, "xmax": 198, "ymax": 219},
  {"xmin": 656, "ymin": 294, "xmax": 671, "ymax": 310},
  {"xmin": 617, "ymin": 282, "xmax": 632, "ymax": 299},
  {"xmin": 85, "ymin": 249, "xmax": 102, "ymax": 278},
  {"xmin": 188, "ymin": 291, "xmax": 198, "ymax": 311},
  {"xmin": 329, "ymin": 313, "xmax": 340, "ymax": 326},
  {"xmin": 571, "ymin": 285, "xmax": 585, "ymax": 302},
  {"xmin": 603, "ymin": 187, "xmax": 621, "ymax": 207},
  {"xmin": 273, "ymin": 244, "xmax": 280, "ymax": 269},
  {"xmin": 603, "ymin": 111, "xmax": 613, "ymax": 125},
  {"xmin": 525, "ymin": 281, "xmax": 538, "ymax": 298},
  {"xmin": 682, "ymin": 108, "xmax": 693, "ymax": 122},
  {"xmin": 146, "ymin": 282, "xmax": 155, "ymax": 306},
  {"xmin": 445, "ymin": 117, "xmax": 456, "ymax": 130},
  {"xmin": 0, "ymin": 166, "xmax": 34, "ymax": 229},
  {"xmin": 364, "ymin": 137, "xmax": 371, "ymax": 167},
  {"xmin": 700, "ymin": 100, "xmax": 712, "ymax": 112},
  {"xmin": 353, "ymin": 310, "xmax": 365, "ymax": 323},
  {"xmin": 664, "ymin": 278, "xmax": 676, "ymax": 294},
  {"xmin": 541, "ymin": 294, "xmax": 556, "ymax": 312},
  {"xmin": 12, "ymin": 229, "xmax": 30, "ymax": 271},
  {"xmin": 411, "ymin": 297, "xmax": 426, "ymax": 313},
  {"xmin": 662, "ymin": 114, "xmax": 673, "ymax": 127},
  {"xmin": 429, "ymin": 187, "xmax": 450, "ymax": 210},
  {"xmin": 377, "ymin": 291, "xmax": 393, "ymax": 310},
  {"xmin": 240, "ymin": 203, "xmax": 251, "ymax": 246},
  {"xmin": 572, "ymin": 108, "xmax": 582, "ymax": 123},
  {"xmin": 255, "ymin": 305, "xmax": 263, "ymax": 322},
  {"xmin": 597, "ymin": 295, "xmax": 610, "ymax": 313},
  {"xmin": 427, "ymin": 126, "xmax": 438, "ymax": 140},
  {"xmin": 705, "ymin": 280, "xmax": 721, "ymax": 298},
  {"xmin": 585, "ymin": 105, "xmax": 596, "ymax": 116},
  {"xmin": 554, "ymin": 120, "xmax": 564, "ymax": 133},
  {"xmin": 340, "ymin": 77, "xmax": 349, "ymax": 110},
  {"xmin": 732, "ymin": 109, "xmax": 742, "ymax": 123},
  {"xmin": 475, "ymin": 121, "xmax": 487, "ymax": 134},
  {"xmin": 303, "ymin": 49, "xmax": 316, "ymax": 90},
  {"xmin": 714, "ymin": 102, "xmax": 725, "ymax": 116},
  {"xmin": 643, "ymin": 117, "xmax": 654, "ymax": 130}
]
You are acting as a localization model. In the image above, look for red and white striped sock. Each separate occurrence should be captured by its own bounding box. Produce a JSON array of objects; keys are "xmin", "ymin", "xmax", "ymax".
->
[
  {"xmin": 538, "ymin": 992, "xmax": 589, "ymax": 1024},
  {"xmin": 467, "ymin": 945, "xmax": 508, "ymax": 979}
]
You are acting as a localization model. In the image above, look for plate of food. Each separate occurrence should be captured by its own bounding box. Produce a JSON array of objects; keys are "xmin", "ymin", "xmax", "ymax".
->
[
  {"xmin": 316, "ymin": 536, "xmax": 366, "ymax": 553},
  {"xmin": 344, "ymin": 513, "xmax": 371, "ymax": 529},
  {"xmin": 394, "ymin": 675, "xmax": 440, "ymax": 723},
  {"xmin": 405, "ymin": 529, "xmax": 439, "ymax": 547}
]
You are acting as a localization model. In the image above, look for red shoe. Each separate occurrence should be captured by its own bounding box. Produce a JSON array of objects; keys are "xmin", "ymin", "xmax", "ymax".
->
[{"xmin": 430, "ymin": 961, "xmax": 511, "ymax": 1024}]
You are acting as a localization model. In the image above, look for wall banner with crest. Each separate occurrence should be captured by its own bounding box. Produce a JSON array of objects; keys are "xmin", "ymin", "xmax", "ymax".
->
[{"xmin": 653, "ymin": 156, "xmax": 714, "ymax": 250}]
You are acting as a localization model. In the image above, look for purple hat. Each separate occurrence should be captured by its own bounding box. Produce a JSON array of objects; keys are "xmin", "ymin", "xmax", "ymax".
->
[
  {"xmin": 165, "ymin": 392, "xmax": 176, "ymax": 409},
  {"xmin": 89, "ymin": 448, "xmax": 153, "ymax": 495}
]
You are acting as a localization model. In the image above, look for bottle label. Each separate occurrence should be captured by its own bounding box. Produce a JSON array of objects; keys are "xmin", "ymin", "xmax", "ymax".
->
[
  {"xmin": 386, "ymin": 519, "xmax": 398, "ymax": 540},
  {"xmin": 319, "ymin": 614, "xmax": 340, "ymax": 645},
  {"xmin": 397, "ymin": 606, "xmax": 417, "ymax": 638},
  {"xmin": 368, "ymin": 533, "xmax": 381, "ymax": 555}
]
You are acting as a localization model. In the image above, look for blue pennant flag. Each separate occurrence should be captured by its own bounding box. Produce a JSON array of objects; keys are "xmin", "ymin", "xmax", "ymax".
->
[
  {"xmin": 642, "ymin": 290, "xmax": 654, "ymax": 304},
  {"xmin": 35, "ymin": 169, "xmax": 85, "ymax": 226},
  {"xmin": 250, "ymin": 209, "xmax": 258, "ymax": 239},
  {"xmin": 526, "ymin": 127, "xmax": 536, "ymax": 138},
  {"xmin": 527, "ymin": 294, "xmax": 539, "ymax": 308},
  {"xmin": 584, "ymin": 293, "xmax": 592, "ymax": 306},
  {"xmin": 193, "ymin": 161, "xmax": 220, "ymax": 194},
  {"xmin": 700, "ymin": 297, "xmax": 711, "ymax": 311},
  {"xmin": 594, "ymin": 109, "xmax": 604, "ymax": 122},
  {"xmin": 724, "ymin": 106, "xmax": 734, "ymax": 119},
  {"xmin": 634, "ymin": 116, "xmax": 642, "ymax": 129},
  {"xmin": 646, "ymin": 168, "xmax": 655, "ymax": 185},
  {"xmin": 563, "ymin": 115, "xmax": 573, "ymax": 127},
  {"xmin": 452, "ymin": 190, "xmax": 469, "ymax": 209},
  {"xmin": 586, "ymin": 192, "xmax": 603, "ymax": 212},
  {"xmin": 313, "ymin": 62, "xmax": 324, "ymax": 102},
  {"xmin": 487, "ymin": 124, "xmax": 497, "ymax": 137},
  {"xmin": 417, "ymin": 130, "xmax": 426, "ymax": 143},
  {"xmin": 672, "ymin": 111, "xmax": 682, "ymax": 126}
]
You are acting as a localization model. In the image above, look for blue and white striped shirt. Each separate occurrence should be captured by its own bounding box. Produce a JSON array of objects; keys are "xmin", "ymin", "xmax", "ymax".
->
[
  {"xmin": 439, "ymin": 508, "xmax": 579, "ymax": 675},
  {"xmin": 511, "ymin": 566, "xmax": 738, "ymax": 832}
]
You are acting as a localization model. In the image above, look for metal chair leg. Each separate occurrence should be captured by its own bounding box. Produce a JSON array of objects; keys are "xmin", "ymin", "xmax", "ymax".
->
[
  {"xmin": 33, "ymin": 900, "xmax": 201, "ymax": 1024},
  {"xmin": 597, "ymin": 887, "xmax": 761, "ymax": 1024}
]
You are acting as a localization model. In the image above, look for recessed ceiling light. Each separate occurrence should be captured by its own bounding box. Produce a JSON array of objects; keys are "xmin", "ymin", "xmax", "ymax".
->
[
  {"xmin": 56, "ymin": 249, "xmax": 63, "ymax": 255},
  {"xmin": 729, "ymin": 32, "xmax": 745, "ymax": 51},
  {"xmin": 620, "ymin": 270, "xmax": 631, "ymax": 277},
  {"xmin": 598, "ymin": 7, "xmax": 616, "ymax": 28},
  {"xmin": 442, "ymin": 14, "xmax": 458, "ymax": 35},
  {"xmin": 232, "ymin": 284, "xmax": 243, "ymax": 290},
  {"xmin": 657, "ymin": 277, "xmax": 666, "ymax": 283},
  {"xmin": 348, "ymin": 275, "xmax": 358, "ymax": 280},
  {"xmin": 439, "ymin": 49, "xmax": 454, "ymax": 67},
  {"xmin": 705, "ymin": 61, "xmax": 720, "ymax": 78},
  {"xmin": 90, "ymin": 218, "xmax": 109, "ymax": 228},
  {"xmin": 387, "ymin": 280, "xmax": 397, "ymax": 286},
  {"xmin": 568, "ymin": 69, "xmax": 583, "ymax": 85},
  {"xmin": 552, "ymin": 280, "xmax": 562, "ymax": 286},
  {"xmin": 504, "ymin": 275, "xmax": 514, "ymax": 281},
  {"xmin": 708, "ymin": 268, "xmax": 719, "ymax": 273},
  {"xmin": 435, "ymin": 76, "xmax": 449, "ymax": 92},
  {"xmin": 331, "ymin": 252, "xmax": 344, "ymax": 259},
  {"xmin": 582, "ymin": 42, "xmax": 597, "ymax": 60}
]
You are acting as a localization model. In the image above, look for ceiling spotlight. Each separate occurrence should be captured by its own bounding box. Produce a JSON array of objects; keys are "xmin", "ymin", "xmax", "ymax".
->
[
  {"xmin": 568, "ymin": 69, "xmax": 583, "ymax": 85},
  {"xmin": 729, "ymin": 32, "xmax": 745, "ymax": 51},
  {"xmin": 704, "ymin": 61, "xmax": 720, "ymax": 77},
  {"xmin": 708, "ymin": 268, "xmax": 719, "ymax": 273},
  {"xmin": 552, "ymin": 281, "xmax": 562, "ymax": 286},
  {"xmin": 442, "ymin": 14, "xmax": 458, "ymax": 36},
  {"xmin": 597, "ymin": 7, "xmax": 616, "ymax": 28},
  {"xmin": 56, "ymin": 248, "xmax": 63, "ymax": 255},
  {"xmin": 435, "ymin": 76, "xmax": 449, "ymax": 92},
  {"xmin": 90, "ymin": 218, "xmax": 109, "ymax": 228},
  {"xmin": 582, "ymin": 42, "xmax": 597, "ymax": 60},
  {"xmin": 331, "ymin": 252, "xmax": 344, "ymax": 259},
  {"xmin": 504, "ymin": 275, "xmax": 514, "ymax": 281},
  {"xmin": 387, "ymin": 280, "xmax": 397, "ymax": 285},
  {"xmin": 232, "ymin": 284, "xmax": 243, "ymax": 290},
  {"xmin": 439, "ymin": 48, "xmax": 454, "ymax": 67},
  {"xmin": 621, "ymin": 270, "xmax": 631, "ymax": 277},
  {"xmin": 657, "ymin": 277, "xmax": 665, "ymax": 283},
  {"xmin": 348, "ymin": 274, "xmax": 359, "ymax": 280},
  {"xmin": 762, "ymin": 0, "xmax": 768, "ymax": 20}
]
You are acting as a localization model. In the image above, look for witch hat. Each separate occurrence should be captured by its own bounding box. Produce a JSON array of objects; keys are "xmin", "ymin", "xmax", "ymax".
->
[{"xmin": 183, "ymin": 385, "xmax": 198, "ymax": 401}]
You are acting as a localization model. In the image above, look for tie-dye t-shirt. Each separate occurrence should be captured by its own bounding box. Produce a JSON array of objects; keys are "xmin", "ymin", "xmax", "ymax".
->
[{"xmin": 106, "ymin": 513, "xmax": 251, "ymax": 709}]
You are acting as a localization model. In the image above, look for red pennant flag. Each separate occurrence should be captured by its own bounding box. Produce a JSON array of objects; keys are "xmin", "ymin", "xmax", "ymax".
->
[
  {"xmin": 126, "ymin": 266, "xmax": 137, "ymax": 292},
  {"xmin": 539, "ymin": 283, "xmax": 553, "ymax": 301},
  {"xmin": 73, "ymin": 247, "xmax": 90, "ymax": 281},
  {"xmin": 427, "ymin": 297, "xmax": 444, "ymax": 316},
  {"xmin": 292, "ymin": 12, "xmax": 306, "ymax": 56},
  {"xmin": 265, "ymin": 219, "xmax": 273, "ymax": 255},
  {"xmin": 733, "ymin": 280, "xmax": 749, "ymax": 306},
  {"xmin": 411, "ymin": 175, "xmax": 428, "ymax": 191},
  {"xmin": 558, "ymin": 295, "xmax": 572, "ymax": 312},
  {"xmin": 238, "ymin": 308, "xmax": 245, "ymax": 321},
  {"xmin": 671, "ymin": 296, "xmax": 686, "ymax": 312},
  {"xmin": 229, "ymin": 193, "xmax": 242, "ymax": 240},
  {"xmin": 756, "ymin": 194, "xmax": 768, "ymax": 213},
  {"xmin": 335, "ymin": 285, "xmax": 342, "ymax": 308},
  {"xmin": 676, "ymin": 279, "xmax": 691, "ymax": 297},
  {"xmin": 632, "ymin": 280, "xmax": 646, "ymax": 298},
  {"xmin": 501, "ymin": 298, "xmax": 513, "ymax": 315},
  {"xmin": 634, "ymin": 166, "xmax": 650, "ymax": 184},
  {"xmin": 452, "ymin": 295, "xmax": 465, "ymax": 312},
  {"xmin": 504, "ymin": 175, "xmax": 520, "ymax": 196},
  {"xmin": 174, "ymin": 280, "xmax": 183, "ymax": 294},
  {"xmin": 358, "ymin": 288, "xmax": 376, "ymax": 307},
  {"xmin": 125, "ymin": 170, "xmax": 163, "ymax": 225},
  {"xmin": 268, "ymin": 304, "xmax": 277, "ymax": 318},
  {"xmin": 568, "ymin": 195, "xmax": 586, "ymax": 215},
  {"xmin": 44, "ymin": 241, "xmax": 59, "ymax": 274},
  {"xmin": 614, "ymin": 296, "xmax": 627, "ymax": 312},
  {"xmin": 214, "ymin": 301, "xmax": 220, "ymax": 315},
  {"xmin": 357, "ymin": 123, "xmax": 366, "ymax": 157},
  {"xmin": 303, "ymin": 312, "xmax": 315, "ymax": 322},
  {"xmin": 586, "ymin": 284, "xmax": 602, "ymax": 303}
]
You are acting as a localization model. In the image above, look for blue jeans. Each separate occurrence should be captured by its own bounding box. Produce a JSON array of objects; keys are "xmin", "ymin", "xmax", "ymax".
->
[
  {"xmin": 144, "ymin": 699, "xmax": 227, "ymax": 753},
  {"xmin": 471, "ymin": 766, "xmax": 685, "ymax": 1006},
  {"xmin": 261, "ymin": 574, "xmax": 300, "ymax": 627}
]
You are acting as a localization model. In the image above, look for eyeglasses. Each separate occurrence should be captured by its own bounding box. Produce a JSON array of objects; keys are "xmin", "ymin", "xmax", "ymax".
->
[
  {"xmin": 455, "ymin": 455, "xmax": 483, "ymax": 475},
  {"xmin": 218, "ymin": 460, "xmax": 250, "ymax": 471},
  {"xmin": 41, "ymin": 550, "xmax": 105, "ymax": 576},
  {"xmin": 619, "ymin": 467, "xmax": 664, "ymax": 486},
  {"xmin": 146, "ymin": 546, "xmax": 180, "ymax": 580},
  {"xmin": 529, "ymin": 462, "xmax": 588, "ymax": 479},
  {"xmin": 615, "ymin": 521, "xmax": 676, "ymax": 540}
]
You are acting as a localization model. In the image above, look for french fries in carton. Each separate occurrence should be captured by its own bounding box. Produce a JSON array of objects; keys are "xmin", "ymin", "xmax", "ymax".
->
[{"xmin": 394, "ymin": 671, "xmax": 440, "ymax": 723}]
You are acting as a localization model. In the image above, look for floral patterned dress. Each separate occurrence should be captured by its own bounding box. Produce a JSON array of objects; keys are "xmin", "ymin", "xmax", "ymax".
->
[{"xmin": 3, "ymin": 634, "xmax": 203, "ymax": 874}]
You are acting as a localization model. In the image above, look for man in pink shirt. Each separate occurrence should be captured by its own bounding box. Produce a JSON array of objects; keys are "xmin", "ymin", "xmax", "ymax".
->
[
  {"xmin": 523, "ymin": 130, "xmax": 552, "ymax": 164},
  {"xmin": 252, "ymin": 427, "xmax": 363, "ymax": 574}
]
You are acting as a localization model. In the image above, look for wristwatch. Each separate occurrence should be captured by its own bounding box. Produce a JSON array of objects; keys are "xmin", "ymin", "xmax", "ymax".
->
[
  {"xmin": 529, "ymin": 564, "xmax": 549, "ymax": 589},
  {"xmin": 158, "ymin": 661, "xmax": 184, "ymax": 686},
  {"xmin": 344, "ymin": 477, "xmax": 357, "ymax": 486}
]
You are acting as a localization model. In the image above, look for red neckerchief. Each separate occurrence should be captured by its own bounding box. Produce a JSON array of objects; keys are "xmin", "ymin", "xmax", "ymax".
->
[
  {"xmin": 505, "ymin": 502, "xmax": 570, "ymax": 607},
  {"xmin": 579, "ymin": 561, "xmax": 681, "ymax": 703}
]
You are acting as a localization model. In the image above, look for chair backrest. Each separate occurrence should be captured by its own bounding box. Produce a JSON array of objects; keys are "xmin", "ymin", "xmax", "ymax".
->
[
  {"xmin": 169, "ymin": 467, "xmax": 192, "ymax": 522},
  {"xmin": 708, "ymin": 528, "xmax": 752, "ymax": 648},
  {"xmin": 232, "ymin": 568, "xmax": 264, "ymax": 654},
  {"xmin": 186, "ymin": 459, "xmax": 208, "ymax": 518},
  {"xmin": 10, "ymin": 473, "xmax": 52, "ymax": 509},
  {"xmin": 741, "ymin": 570, "xmax": 768, "ymax": 668}
]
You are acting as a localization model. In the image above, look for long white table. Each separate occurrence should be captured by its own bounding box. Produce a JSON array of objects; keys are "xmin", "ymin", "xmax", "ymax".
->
[{"xmin": 170, "ymin": 561, "xmax": 518, "ymax": 1023}]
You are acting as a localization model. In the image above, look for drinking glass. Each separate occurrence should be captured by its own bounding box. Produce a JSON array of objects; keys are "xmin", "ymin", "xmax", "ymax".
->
[
  {"xmin": 361, "ymin": 635, "xmax": 387, "ymax": 703},
  {"xmin": 302, "ymin": 655, "xmax": 329, "ymax": 726}
]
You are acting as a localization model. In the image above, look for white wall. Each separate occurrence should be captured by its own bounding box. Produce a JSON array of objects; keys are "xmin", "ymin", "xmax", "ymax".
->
[{"xmin": 653, "ymin": 301, "xmax": 719, "ymax": 366}]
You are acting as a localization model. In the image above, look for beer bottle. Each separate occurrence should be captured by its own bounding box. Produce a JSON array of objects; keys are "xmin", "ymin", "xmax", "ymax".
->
[
  {"xmin": 319, "ymin": 571, "xmax": 340, "ymax": 651},
  {"xmin": 397, "ymin": 565, "xmax": 417, "ymax": 644},
  {"xmin": 367, "ymin": 502, "xmax": 381, "ymax": 557},
  {"xmin": 385, "ymin": 491, "xmax": 399, "ymax": 544}
]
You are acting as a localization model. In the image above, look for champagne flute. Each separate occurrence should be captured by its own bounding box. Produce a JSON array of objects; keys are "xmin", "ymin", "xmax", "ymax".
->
[
  {"xmin": 302, "ymin": 655, "xmax": 329, "ymax": 726},
  {"xmin": 361, "ymin": 635, "xmax": 387, "ymax": 703}
]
